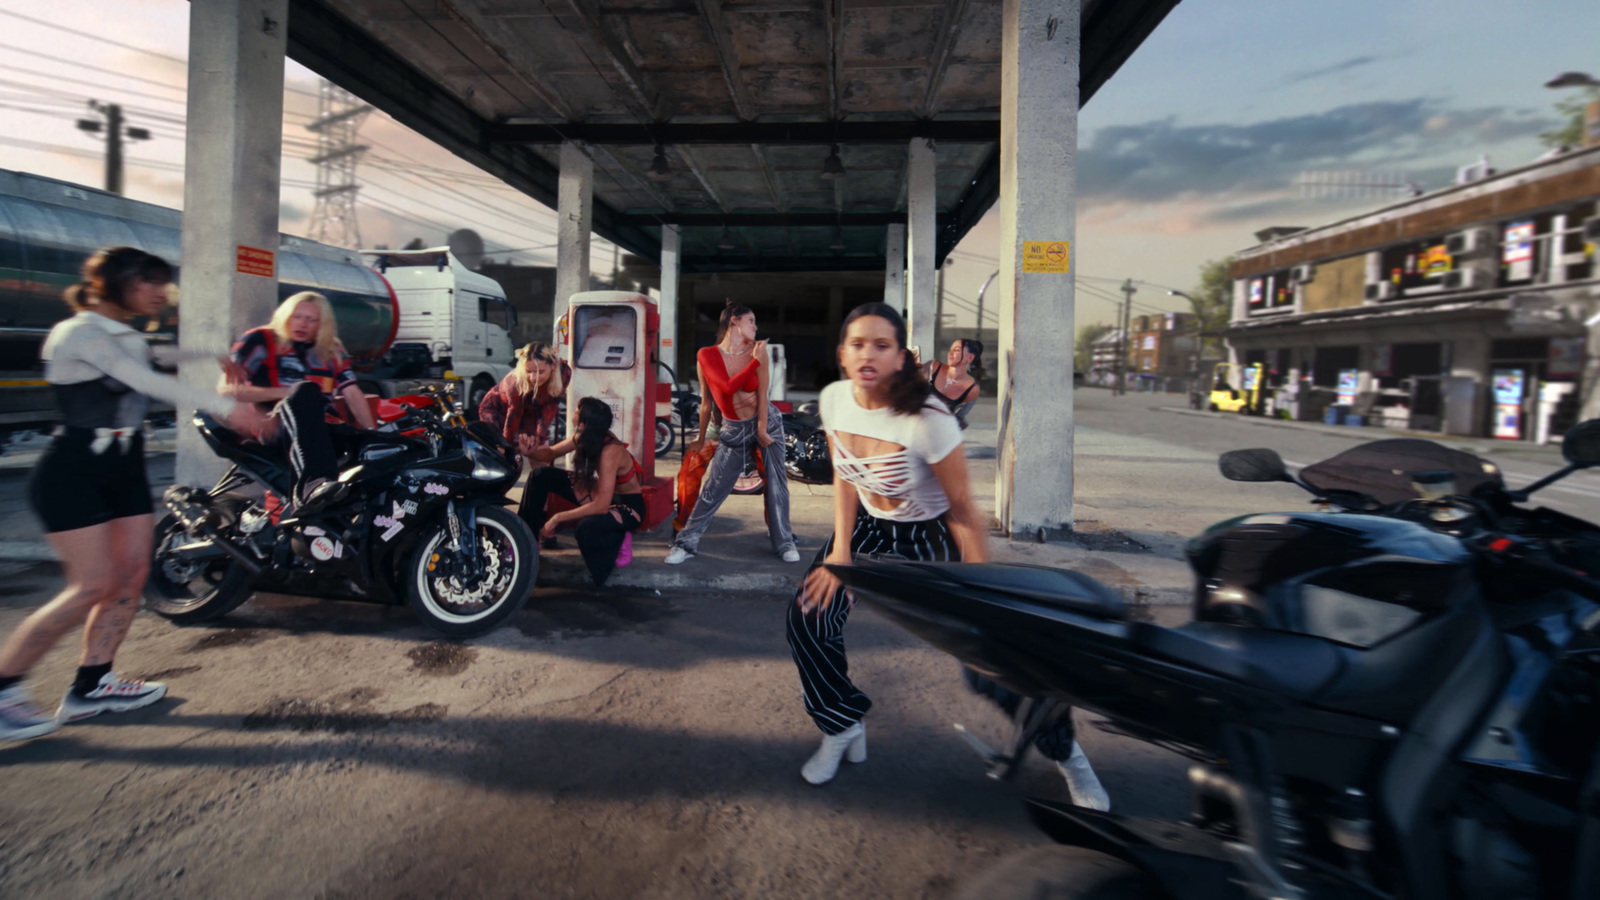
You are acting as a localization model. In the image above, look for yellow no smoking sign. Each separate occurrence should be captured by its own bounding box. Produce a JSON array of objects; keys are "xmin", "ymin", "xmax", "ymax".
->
[{"xmin": 1022, "ymin": 241, "xmax": 1071, "ymax": 273}]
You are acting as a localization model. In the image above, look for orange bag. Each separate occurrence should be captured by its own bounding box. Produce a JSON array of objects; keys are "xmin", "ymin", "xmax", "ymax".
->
[{"xmin": 674, "ymin": 440, "xmax": 720, "ymax": 532}]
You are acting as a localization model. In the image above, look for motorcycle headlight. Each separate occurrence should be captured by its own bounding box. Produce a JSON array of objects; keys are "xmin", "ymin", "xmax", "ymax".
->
[{"xmin": 464, "ymin": 440, "xmax": 512, "ymax": 481}]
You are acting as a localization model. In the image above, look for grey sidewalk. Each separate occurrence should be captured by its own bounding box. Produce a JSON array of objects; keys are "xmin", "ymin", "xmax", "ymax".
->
[{"xmin": 1155, "ymin": 404, "xmax": 1572, "ymax": 465}]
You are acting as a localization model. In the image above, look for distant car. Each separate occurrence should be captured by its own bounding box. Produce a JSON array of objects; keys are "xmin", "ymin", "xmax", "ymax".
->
[{"xmin": 1073, "ymin": 371, "xmax": 1085, "ymax": 388}]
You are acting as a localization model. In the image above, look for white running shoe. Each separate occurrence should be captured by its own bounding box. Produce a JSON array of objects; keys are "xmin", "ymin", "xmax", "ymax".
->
[
  {"xmin": 56, "ymin": 673, "xmax": 168, "ymax": 724},
  {"xmin": 663, "ymin": 546, "xmax": 693, "ymax": 565},
  {"xmin": 0, "ymin": 683, "xmax": 58, "ymax": 741},
  {"xmin": 781, "ymin": 547, "xmax": 801, "ymax": 563},
  {"xmin": 800, "ymin": 721, "xmax": 867, "ymax": 785},
  {"xmin": 1056, "ymin": 741, "xmax": 1111, "ymax": 811}
]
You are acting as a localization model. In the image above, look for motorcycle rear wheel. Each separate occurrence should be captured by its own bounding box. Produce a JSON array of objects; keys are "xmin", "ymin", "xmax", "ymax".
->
[
  {"xmin": 408, "ymin": 505, "xmax": 536, "ymax": 638},
  {"xmin": 144, "ymin": 511, "xmax": 256, "ymax": 624},
  {"xmin": 951, "ymin": 846, "xmax": 1164, "ymax": 900},
  {"xmin": 731, "ymin": 453, "xmax": 765, "ymax": 495}
]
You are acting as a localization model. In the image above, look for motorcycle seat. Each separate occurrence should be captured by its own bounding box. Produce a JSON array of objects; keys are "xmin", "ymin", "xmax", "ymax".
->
[
  {"xmin": 1131, "ymin": 621, "xmax": 1343, "ymax": 700},
  {"xmin": 937, "ymin": 563, "xmax": 1129, "ymax": 620},
  {"xmin": 193, "ymin": 413, "xmax": 293, "ymax": 493}
]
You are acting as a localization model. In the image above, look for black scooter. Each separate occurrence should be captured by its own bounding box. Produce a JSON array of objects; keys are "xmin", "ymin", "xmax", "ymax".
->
[
  {"xmin": 828, "ymin": 424, "xmax": 1600, "ymax": 899},
  {"xmin": 145, "ymin": 389, "xmax": 537, "ymax": 638}
]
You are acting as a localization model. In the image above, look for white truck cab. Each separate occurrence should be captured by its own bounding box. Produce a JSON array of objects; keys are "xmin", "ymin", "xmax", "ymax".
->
[{"xmin": 361, "ymin": 247, "xmax": 516, "ymax": 411}]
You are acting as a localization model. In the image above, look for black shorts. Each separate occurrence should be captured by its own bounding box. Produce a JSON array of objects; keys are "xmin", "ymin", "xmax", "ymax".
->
[{"xmin": 28, "ymin": 429, "xmax": 152, "ymax": 533}]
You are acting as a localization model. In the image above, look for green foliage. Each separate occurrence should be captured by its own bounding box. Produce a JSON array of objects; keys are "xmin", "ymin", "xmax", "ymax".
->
[
  {"xmin": 1186, "ymin": 257, "xmax": 1234, "ymax": 356},
  {"xmin": 1074, "ymin": 322, "xmax": 1113, "ymax": 372},
  {"xmin": 1540, "ymin": 88, "xmax": 1600, "ymax": 149}
]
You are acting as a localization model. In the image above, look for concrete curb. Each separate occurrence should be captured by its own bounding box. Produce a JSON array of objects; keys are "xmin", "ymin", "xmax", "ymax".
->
[
  {"xmin": 1155, "ymin": 405, "xmax": 1569, "ymax": 461},
  {"xmin": 534, "ymin": 560, "xmax": 800, "ymax": 593},
  {"xmin": 0, "ymin": 540, "xmax": 55, "ymax": 562}
]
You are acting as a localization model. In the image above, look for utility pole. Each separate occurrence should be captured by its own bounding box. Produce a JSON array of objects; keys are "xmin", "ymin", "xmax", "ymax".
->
[
  {"xmin": 76, "ymin": 102, "xmax": 150, "ymax": 195},
  {"xmin": 1114, "ymin": 278, "xmax": 1136, "ymax": 396},
  {"xmin": 306, "ymin": 80, "xmax": 372, "ymax": 249}
]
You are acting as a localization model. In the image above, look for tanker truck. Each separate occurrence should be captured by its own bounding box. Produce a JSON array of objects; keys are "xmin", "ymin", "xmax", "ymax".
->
[{"xmin": 0, "ymin": 168, "xmax": 515, "ymax": 441}]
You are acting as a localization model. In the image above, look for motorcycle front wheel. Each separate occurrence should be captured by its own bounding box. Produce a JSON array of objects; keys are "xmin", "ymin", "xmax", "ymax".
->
[
  {"xmin": 144, "ymin": 511, "xmax": 256, "ymax": 624},
  {"xmin": 407, "ymin": 505, "xmax": 536, "ymax": 638}
]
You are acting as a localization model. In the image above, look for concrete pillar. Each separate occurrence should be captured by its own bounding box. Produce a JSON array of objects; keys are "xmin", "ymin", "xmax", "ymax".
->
[
  {"xmin": 555, "ymin": 141, "xmax": 593, "ymax": 328},
  {"xmin": 883, "ymin": 223, "xmax": 905, "ymax": 310},
  {"xmin": 905, "ymin": 138, "xmax": 938, "ymax": 360},
  {"xmin": 176, "ymin": 0, "xmax": 287, "ymax": 486},
  {"xmin": 658, "ymin": 224, "xmax": 681, "ymax": 383},
  {"xmin": 1451, "ymin": 334, "xmax": 1492, "ymax": 436},
  {"xmin": 994, "ymin": 0, "xmax": 1078, "ymax": 540}
]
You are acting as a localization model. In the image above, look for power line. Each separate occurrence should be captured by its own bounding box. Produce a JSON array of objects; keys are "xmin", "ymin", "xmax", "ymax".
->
[{"xmin": 0, "ymin": 8, "xmax": 188, "ymax": 66}]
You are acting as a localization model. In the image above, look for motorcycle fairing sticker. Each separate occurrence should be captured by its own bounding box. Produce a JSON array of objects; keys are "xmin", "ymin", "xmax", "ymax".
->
[{"xmin": 374, "ymin": 499, "xmax": 421, "ymax": 542}]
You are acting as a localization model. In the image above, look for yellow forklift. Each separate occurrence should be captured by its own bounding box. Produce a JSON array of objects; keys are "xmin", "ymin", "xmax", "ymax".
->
[{"xmin": 1208, "ymin": 362, "xmax": 1264, "ymax": 414}]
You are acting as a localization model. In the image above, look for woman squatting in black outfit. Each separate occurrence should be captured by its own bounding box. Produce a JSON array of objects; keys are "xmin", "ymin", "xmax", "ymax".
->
[
  {"xmin": 0, "ymin": 248, "xmax": 267, "ymax": 742},
  {"xmin": 520, "ymin": 397, "xmax": 647, "ymax": 588},
  {"xmin": 785, "ymin": 303, "xmax": 1109, "ymax": 809}
]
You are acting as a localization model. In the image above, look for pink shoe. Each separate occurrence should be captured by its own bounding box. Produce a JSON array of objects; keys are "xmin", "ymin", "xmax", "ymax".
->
[{"xmin": 616, "ymin": 533, "xmax": 633, "ymax": 567}]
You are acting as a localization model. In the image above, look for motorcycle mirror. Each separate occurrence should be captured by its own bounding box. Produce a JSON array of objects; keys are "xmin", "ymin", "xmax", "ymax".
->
[
  {"xmin": 1218, "ymin": 448, "xmax": 1292, "ymax": 483},
  {"xmin": 1563, "ymin": 419, "xmax": 1600, "ymax": 468}
]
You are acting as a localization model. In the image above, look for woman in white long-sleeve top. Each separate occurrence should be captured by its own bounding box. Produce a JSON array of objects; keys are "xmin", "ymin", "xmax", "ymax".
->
[{"xmin": 0, "ymin": 247, "xmax": 266, "ymax": 742}]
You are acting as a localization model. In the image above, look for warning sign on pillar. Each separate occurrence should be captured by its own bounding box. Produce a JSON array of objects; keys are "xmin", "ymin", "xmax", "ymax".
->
[
  {"xmin": 1022, "ymin": 241, "xmax": 1071, "ymax": 273},
  {"xmin": 236, "ymin": 245, "xmax": 276, "ymax": 278}
]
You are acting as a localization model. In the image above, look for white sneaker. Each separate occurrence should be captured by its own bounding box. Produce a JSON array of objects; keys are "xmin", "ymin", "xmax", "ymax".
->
[
  {"xmin": 780, "ymin": 547, "xmax": 801, "ymax": 563},
  {"xmin": 0, "ymin": 683, "xmax": 58, "ymax": 741},
  {"xmin": 663, "ymin": 546, "xmax": 693, "ymax": 565},
  {"xmin": 800, "ymin": 721, "xmax": 867, "ymax": 785},
  {"xmin": 56, "ymin": 673, "xmax": 168, "ymax": 724},
  {"xmin": 1056, "ymin": 741, "xmax": 1111, "ymax": 811}
]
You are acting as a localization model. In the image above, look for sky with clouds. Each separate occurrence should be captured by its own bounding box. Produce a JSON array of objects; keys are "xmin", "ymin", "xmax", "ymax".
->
[{"xmin": 0, "ymin": 0, "xmax": 1595, "ymax": 329}]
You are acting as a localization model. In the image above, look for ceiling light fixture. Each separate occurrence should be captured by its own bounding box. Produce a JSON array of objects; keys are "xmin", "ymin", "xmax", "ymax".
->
[
  {"xmin": 717, "ymin": 226, "xmax": 738, "ymax": 251},
  {"xmin": 829, "ymin": 227, "xmax": 847, "ymax": 251},
  {"xmin": 820, "ymin": 144, "xmax": 846, "ymax": 180},
  {"xmin": 647, "ymin": 144, "xmax": 671, "ymax": 180}
]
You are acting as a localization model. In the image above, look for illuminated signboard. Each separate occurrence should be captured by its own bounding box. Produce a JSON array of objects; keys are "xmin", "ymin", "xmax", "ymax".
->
[{"xmin": 1503, "ymin": 220, "xmax": 1535, "ymax": 282}]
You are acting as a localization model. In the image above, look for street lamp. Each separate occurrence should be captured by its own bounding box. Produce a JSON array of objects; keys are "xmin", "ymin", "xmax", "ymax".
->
[{"xmin": 1169, "ymin": 290, "xmax": 1207, "ymax": 409}]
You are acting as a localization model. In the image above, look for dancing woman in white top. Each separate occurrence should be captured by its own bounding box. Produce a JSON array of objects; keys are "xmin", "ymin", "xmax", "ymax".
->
[
  {"xmin": 0, "ymin": 247, "xmax": 266, "ymax": 742},
  {"xmin": 785, "ymin": 302, "xmax": 988, "ymax": 783},
  {"xmin": 784, "ymin": 303, "xmax": 1110, "ymax": 809}
]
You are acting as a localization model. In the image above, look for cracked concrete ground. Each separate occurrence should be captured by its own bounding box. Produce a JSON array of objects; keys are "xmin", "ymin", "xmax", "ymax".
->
[{"xmin": 0, "ymin": 575, "xmax": 1191, "ymax": 899}]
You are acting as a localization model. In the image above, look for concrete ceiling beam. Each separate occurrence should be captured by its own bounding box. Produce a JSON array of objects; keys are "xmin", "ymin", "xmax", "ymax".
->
[
  {"xmin": 918, "ymin": 0, "xmax": 972, "ymax": 117},
  {"xmin": 486, "ymin": 119, "xmax": 999, "ymax": 145},
  {"xmin": 690, "ymin": 0, "xmax": 755, "ymax": 121},
  {"xmin": 431, "ymin": 0, "xmax": 577, "ymax": 120}
]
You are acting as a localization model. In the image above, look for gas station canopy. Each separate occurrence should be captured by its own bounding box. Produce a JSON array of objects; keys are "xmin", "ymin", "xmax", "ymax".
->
[{"xmin": 286, "ymin": 0, "xmax": 1178, "ymax": 271}]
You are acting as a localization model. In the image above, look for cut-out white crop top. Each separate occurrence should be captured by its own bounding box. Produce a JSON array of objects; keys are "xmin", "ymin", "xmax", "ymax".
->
[{"xmin": 819, "ymin": 380, "xmax": 962, "ymax": 522}]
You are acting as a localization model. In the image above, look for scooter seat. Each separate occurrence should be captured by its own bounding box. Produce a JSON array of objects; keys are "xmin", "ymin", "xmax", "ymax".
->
[
  {"xmin": 1131, "ymin": 621, "xmax": 1343, "ymax": 700},
  {"xmin": 937, "ymin": 563, "xmax": 1129, "ymax": 620}
]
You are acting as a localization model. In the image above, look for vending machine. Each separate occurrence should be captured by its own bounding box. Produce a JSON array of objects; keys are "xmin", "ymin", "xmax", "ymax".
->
[{"xmin": 1492, "ymin": 368, "xmax": 1526, "ymax": 440}]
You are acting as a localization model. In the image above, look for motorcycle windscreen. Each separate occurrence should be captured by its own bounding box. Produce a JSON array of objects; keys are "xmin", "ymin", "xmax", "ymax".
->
[{"xmin": 1298, "ymin": 438, "xmax": 1502, "ymax": 504}]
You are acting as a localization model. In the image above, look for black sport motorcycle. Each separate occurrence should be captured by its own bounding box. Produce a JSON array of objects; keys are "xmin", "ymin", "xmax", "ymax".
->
[
  {"xmin": 829, "ymin": 427, "xmax": 1600, "ymax": 899},
  {"xmin": 145, "ymin": 389, "xmax": 537, "ymax": 638}
]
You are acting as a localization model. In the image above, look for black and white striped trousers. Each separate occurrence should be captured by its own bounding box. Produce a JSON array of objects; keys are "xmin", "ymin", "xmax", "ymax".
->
[{"xmin": 785, "ymin": 508, "xmax": 958, "ymax": 735}]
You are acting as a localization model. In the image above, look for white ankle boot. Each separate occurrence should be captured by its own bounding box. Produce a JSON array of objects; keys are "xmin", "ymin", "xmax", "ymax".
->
[
  {"xmin": 1056, "ymin": 741, "xmax": 1111, "ymax": 811},
  {"xmin": 800, "ymin": 721, "xmax": 867, "ymax": 785}
]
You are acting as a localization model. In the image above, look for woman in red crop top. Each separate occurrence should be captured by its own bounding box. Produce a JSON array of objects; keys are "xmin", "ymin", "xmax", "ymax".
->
[{"xmin": 664, "ymin": 300, "xmax": 798, "ymax": 565}]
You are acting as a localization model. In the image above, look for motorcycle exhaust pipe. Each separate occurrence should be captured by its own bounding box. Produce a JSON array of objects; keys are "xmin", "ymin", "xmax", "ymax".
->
[{"xmin": 163, "ymin": 488, "xmax": 262, "ymax": 576}]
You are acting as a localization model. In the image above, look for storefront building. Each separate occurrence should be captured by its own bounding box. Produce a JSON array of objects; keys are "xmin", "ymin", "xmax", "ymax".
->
[{"xmin": 1223, "ymin": 145, "xmax": 1600, "ymax": 441}]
